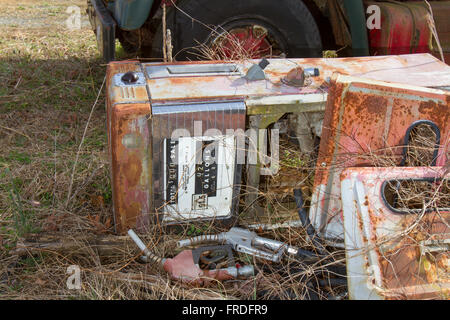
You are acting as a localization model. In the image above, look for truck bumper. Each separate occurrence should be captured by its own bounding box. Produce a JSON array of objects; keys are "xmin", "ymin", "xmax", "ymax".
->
[{"xmin": 87, "ymin": 0, "xmax": 116, "ymax": 62}]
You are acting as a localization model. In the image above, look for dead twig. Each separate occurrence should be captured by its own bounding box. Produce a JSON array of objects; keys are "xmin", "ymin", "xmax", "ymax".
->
[
  {"xmin": 12, "ymin": 233, "xmax": 134, "ymax": 258},
  {"xmin": 65, "ymin": 75, "xmax": 106, "ymax": 208},
  {"xmin": 162, "ymin": 3, "xmax": 167, "ymax": 62},
  {"xmin": 166, "ymin": 29, "xmax": 173, "ymax": 62},
  {"xmin": 0, "ymin": 125, "xmax": 32, "ymax": 141},
  {"xmin": 425, "ymin": 0, "xmax": 445, "ymax": 63}
]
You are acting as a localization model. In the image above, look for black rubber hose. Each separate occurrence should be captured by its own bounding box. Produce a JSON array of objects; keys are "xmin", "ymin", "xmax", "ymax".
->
[
  {"xmin": 293, "ymin": 189, "xmax": 326, "ymax": 255},
  {"xmin": 318, "ymin": 278, "xmax": 348, "ymax": 288},
  {"xmin": 292, "ymin": 189, "xmax": 347, "ymax": 276}
]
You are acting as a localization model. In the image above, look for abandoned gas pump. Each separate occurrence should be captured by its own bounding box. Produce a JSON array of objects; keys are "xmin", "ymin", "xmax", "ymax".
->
[{"xmin": 106, "ymin": 54, "xmax": 450, "ymax": 236}]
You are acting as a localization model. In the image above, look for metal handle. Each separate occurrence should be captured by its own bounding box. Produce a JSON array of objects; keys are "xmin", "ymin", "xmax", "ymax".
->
[
  {"xmin": 128, "ymin": 229, "xmax": 166, "ymax": 266},
  {"xmin": 177, "ymin": 234, "xmax": 225, "ymax": 248}
]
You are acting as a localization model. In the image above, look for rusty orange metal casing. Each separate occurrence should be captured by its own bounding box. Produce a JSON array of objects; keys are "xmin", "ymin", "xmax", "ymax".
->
[
  {"xmin": 106, "ymin": 61, "xmax": 153, "ymax": 232},
  {"xmin": 311, "ymin": 74, "xmax": 450, "ymax": 243},
  {"xmin": 341, "ymin": 166, "xmax": 449, "ymax": 299},
  {"xmin": 107, "ymin": 62, "xmax": 249, "ymax": 232}
]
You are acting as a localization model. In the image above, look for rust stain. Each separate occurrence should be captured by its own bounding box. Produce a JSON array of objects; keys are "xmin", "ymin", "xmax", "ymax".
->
[
  {"xmin": 122, "ymin": 153, "xmax": 142, "ymax": 188},
  {"xmin": 265, "ymin": 69, "xmax": 289, "ymax": 78},
  {"xmin": 378, "ymin": 212, "xmax": 450, "ymax": 299},
  {"xmin": 418, "ymin": 100, "xmax": 449, "ymax": 125},
  {"xmin": 363, "ymin": 95, "xmax": 387, "ymax": 115},
  {"xmin": 167, "ymin": 76, "xmax": 218, "ymax": 85},
  {"xmin": 108, "ymin": 102, "xmax": 151, "ymax": 234},
  {"xmin": 115, "ymin": 192, "xmax": 141, "ymax": 233},
  {"xmin": 123, "ymin": 201, "xmax": 141, "ymax": 230},
  {"xmin": 314, "ymin": 80, "xmax": 343, "ymax": 185},
  {"xmin": 418, "ymin": 100, "xmax": 436, "ymax": 114}
]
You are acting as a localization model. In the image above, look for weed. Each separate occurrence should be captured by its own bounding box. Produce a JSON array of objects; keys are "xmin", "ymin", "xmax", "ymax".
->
[
  {"xmin": 5, "ymin": 168, "xmax": 37, "ymax": 237},
  {"xmin": 7, "ymin": 151, "xmax": 31, "ymax": 165},
  {"xmin": 187, "ymin": 224, "xmax": 206, "ymax": 236}
]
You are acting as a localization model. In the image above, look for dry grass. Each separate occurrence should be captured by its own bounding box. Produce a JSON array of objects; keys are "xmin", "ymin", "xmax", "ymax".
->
[
  {"xmin": 191, "ymin": 28, "xmax": 284, "ymax": 61},
  {"xmin": 0, "ymin": 0, "xmax": 118, "ymax": 299}
]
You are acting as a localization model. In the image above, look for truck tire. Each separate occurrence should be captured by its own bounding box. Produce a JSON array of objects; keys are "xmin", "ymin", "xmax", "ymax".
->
[
  {"xmin": 152, "ymin": 0, "xmax": 322, "ymax": 60},
  {"xmin": 116, "ymin": 20, "xmax": 155, "ymax": 55}
]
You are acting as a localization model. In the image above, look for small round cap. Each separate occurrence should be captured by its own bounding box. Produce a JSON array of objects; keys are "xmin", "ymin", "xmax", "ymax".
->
[{"xmin": 121, "ymin": 71, "xmax": 139, "ymax": 84}]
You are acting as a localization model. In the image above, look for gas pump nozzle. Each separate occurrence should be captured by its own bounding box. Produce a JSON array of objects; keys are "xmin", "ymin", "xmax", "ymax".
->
[
  {"xmin": 128, "ymin": 229, "xmax": 254, "ymax": 286},
  {"xmin": 177, "ymin": 227, "xmax": 302, "ymax": 263}
]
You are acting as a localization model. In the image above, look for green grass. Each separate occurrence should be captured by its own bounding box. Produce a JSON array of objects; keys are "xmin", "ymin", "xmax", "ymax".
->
[
  {"xmin": 4, "ymin": 168, "xmax": 39, "ymax": 237},
  {"xmin": 1, "ymin": 151, "xmax": 32, "ymax": 165}
]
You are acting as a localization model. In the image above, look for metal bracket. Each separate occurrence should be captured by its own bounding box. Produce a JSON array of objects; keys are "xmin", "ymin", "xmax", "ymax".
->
[{"xmin": 245, "ymin": 114, "xmax": 284, "ymax": 217}]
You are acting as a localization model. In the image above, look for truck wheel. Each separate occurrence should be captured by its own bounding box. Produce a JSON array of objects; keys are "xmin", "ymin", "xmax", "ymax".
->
[
  {"xmin": 117, "ymin": 21, "xmax": 155, "ymax": 55},
  {"xmin": 152, "ymin": 0, "xmax": 322, "ymax": 60}
]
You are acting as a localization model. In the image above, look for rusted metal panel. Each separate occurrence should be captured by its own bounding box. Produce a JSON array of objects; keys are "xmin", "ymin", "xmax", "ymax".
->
[
  {"xmin": 109, "ymin": 109, "xmax": 152, "ymax": 232},
  {"xmin": 341, "ymin": 167, "xmax": 449, "ymax": 300},
  {"xmin": 310, "ymin": 74, "xmax": 450, "ymax": 242},
  {"xmin": 106, "ymin": 62, "xmax": 152, "ymax": 232},
  {"xmin": 366, "ymin": 1, "xmax": 431, "ymax": 56},
  {"xmin": 145, "ymin": 54, "xmax": 450, "ymax": 103}
]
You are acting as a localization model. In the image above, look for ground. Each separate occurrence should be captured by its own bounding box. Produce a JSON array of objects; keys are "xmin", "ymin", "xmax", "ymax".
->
[{"xmin": 0, "ymin": 0, "xmax": 122, "ymax": 299}]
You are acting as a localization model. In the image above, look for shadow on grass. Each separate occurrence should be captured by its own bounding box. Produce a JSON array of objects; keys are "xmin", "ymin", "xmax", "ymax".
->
[
  {"xmin": 0, "ymin": 55, "xmax": 114, "ymax": 243},
  {"xmin": 0, "ymin": 56, "xmax": 106, "ymax": 112}
]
